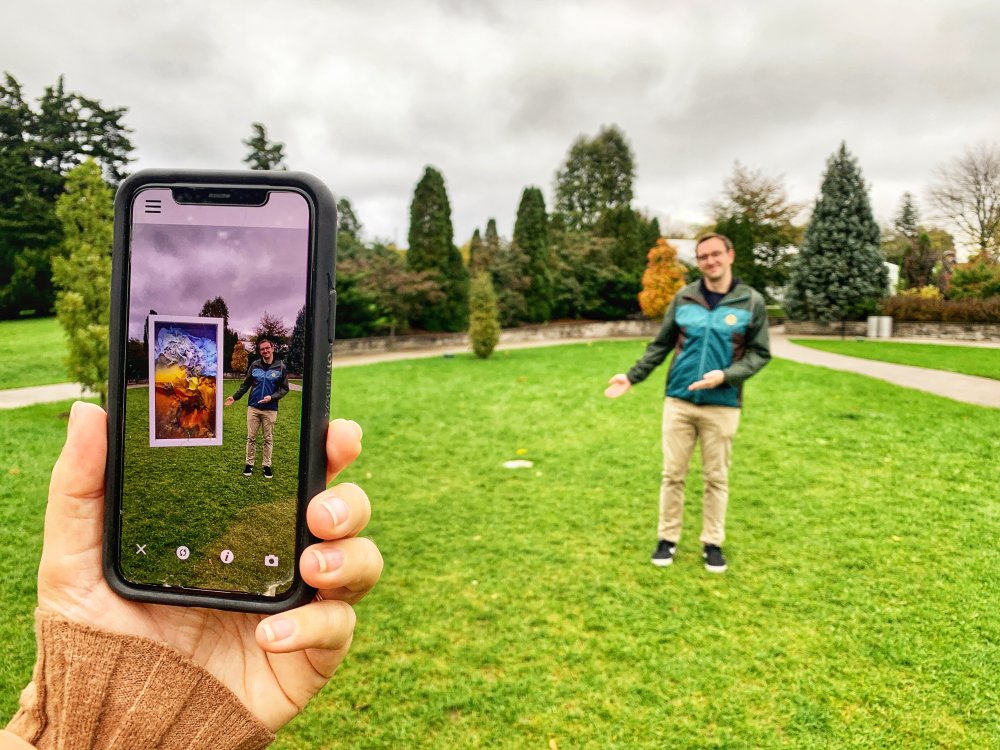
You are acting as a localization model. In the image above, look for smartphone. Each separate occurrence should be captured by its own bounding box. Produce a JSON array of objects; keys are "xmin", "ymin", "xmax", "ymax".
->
[{"xmin": 104, "ymin": 169, "xmax": 337, "ymax": 613}]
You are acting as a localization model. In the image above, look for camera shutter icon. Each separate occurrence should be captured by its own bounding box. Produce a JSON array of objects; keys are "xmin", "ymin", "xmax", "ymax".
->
[{"xmin": 264, "ymin": 554, "xmax": 279, "ymax": 567}]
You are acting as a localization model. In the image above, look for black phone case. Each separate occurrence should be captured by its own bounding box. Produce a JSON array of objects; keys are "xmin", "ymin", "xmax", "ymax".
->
[{"xmin": 104, "ymin": 169, "xmax": 337, "ymax": 613}]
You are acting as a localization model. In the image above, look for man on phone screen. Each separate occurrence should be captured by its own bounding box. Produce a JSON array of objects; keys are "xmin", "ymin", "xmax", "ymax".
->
[
  {"xmin": 605, "ymin": 233, "xmax": 770, "ymax": 573},
  {"xmin": 225, "ymin": 338, "xmax": 289, "ymax": 479}
]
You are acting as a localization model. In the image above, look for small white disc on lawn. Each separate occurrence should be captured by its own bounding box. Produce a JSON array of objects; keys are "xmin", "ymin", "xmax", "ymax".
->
[{"xmin": 503, "ymin": 459, "xmax": 534, "ymax": 469}]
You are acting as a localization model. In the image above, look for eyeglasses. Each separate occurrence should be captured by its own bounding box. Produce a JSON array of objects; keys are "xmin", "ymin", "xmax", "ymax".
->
[{"xmin": 696, "ymin": 250, "xmax": 728, "ymax": 264}]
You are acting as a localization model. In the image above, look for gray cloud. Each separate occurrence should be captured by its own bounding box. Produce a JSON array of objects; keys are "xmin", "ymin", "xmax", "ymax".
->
[{"xmin": 7, "ymin": 0, "xmax": 1000, "ymax": 249}]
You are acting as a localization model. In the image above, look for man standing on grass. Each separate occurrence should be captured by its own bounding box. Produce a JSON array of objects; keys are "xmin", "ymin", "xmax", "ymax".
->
[
  {"xmin": 225, "ymin": 338, "xmax": 289, "ymax": 480},
  {"xmin": 605, "ymin": 233, "xmax": 771, "ymax": 573}
]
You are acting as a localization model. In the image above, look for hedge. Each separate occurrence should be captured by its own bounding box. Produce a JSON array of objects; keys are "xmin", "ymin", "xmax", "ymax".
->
[{"xmin": 882, "ymin": 295, "xmax": 1000, "ymax": 323}]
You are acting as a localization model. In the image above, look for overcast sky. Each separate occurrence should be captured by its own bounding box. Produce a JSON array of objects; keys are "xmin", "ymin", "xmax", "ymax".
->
[{"xmin": 8, "ymin": 0, "xmax": 1000, "ymax": 248}]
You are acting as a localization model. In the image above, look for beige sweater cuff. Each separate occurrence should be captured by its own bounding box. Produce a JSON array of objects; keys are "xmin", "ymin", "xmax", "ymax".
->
[{"xmin": 6, "ymin": 610, "xmax": 274, "ymax": 750}]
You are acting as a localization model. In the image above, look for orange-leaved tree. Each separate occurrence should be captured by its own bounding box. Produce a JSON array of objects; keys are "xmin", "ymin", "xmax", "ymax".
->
[{"xmin": 638, "ymin": 238, "xmax": 686, "ymax": 318}]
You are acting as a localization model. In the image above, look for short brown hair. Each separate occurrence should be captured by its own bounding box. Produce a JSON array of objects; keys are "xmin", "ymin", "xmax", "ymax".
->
[{"xmin": 694, "ymin": 232, "xmax": 734, "ymax": 254}]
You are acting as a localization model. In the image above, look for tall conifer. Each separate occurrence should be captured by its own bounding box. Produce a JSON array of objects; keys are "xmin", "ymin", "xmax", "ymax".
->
[
  {"xmin": 513, "ymin": 186, "xmax": 553, "ymax": 322},
  {"xmin": 786, "ymin": 143, "xmax": 887, "ymax": 322},
  {"xmin": 407, "ymin": 166, "xmax": 468, "ymax": 331}
]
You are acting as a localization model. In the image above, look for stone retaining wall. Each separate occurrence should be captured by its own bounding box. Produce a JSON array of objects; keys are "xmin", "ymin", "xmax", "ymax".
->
[
  {"xmin": 332, "ymin": 319, "xmax": 662, "ymax": 356},
  {"xmin": 892, "ymin": 321, "xmax": 1000, "ymax": 341},
  {"xmin": 783, "ymin": 320, "xmax": 869, "ymax": 336},
  {"xmin": 784, "ymin": 319, "xmax": 1000, "ymax": 341}
]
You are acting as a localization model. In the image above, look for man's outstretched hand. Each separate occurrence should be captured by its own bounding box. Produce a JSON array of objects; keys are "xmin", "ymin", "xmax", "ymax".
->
[
  {"xmin": 604, "ymin": 374, "xmax": 632, "ymax": 398},
  {"xmin": 37, "ymin": 402, "xmax": 383, "ymax": 733}
]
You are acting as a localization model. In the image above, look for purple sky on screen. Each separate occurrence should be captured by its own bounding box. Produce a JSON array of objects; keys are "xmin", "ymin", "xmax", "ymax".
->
[{"xmin": 129, "ymin": 220, "xmax": 309, "ymax": 339}]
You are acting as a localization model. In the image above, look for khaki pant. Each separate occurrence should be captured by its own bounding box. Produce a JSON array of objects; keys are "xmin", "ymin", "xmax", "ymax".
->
[
  {"xmin": 246, "ymin": 407, "xmax": 277, "ymax": 467},
  {"xmin": 659, "ymin": 397, "xmax": 741, "ymax": 546}
]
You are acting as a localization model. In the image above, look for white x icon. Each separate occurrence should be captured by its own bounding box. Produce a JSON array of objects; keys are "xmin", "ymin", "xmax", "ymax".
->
[{"xmin": 135, "ymin": 544, "xmax": 147, "ymax": 555}]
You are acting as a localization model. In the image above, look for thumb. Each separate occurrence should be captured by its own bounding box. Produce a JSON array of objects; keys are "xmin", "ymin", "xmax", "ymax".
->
[{"xmin": 43, "ymin": 401, "xmax": 108, "ymax": 564}]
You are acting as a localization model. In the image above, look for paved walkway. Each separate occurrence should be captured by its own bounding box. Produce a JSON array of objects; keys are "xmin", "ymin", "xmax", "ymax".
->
[
  {"xmin": 2, "ymin": 333, "xmax": 998, "ymax": 410},
  {"xmin": 771, "ymin": 332, "xmax": 1000, "ymax": 409}
]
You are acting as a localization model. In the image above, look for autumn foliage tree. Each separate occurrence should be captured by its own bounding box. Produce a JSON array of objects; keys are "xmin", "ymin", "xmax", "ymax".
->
[
  {"xmin": 230, "ymin": 340, "xmax": 248, "ymax": 374},
  {"xmin": 638, "ymin": 238, "xmax": 686, "ymax": 319}
]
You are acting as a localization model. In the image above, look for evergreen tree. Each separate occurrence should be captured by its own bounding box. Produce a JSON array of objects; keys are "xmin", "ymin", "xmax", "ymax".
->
[
  {"xmin": 286, "ymin": 305, "xmax": 307, "ymax": 375},
  {"xmin": 468, "ymin": 228, "xmax": 485, "ymax": 273},
  {"xmin": 481, "ymin": 218, "xmax": 501, "ymax": 272},
  {"xmin": 554, "ymin": 125, "xmax": 635, "ymax": 231},
  {"xmin": 903, "ymin": 231, "xmax": 939, "ymax": 289},
  {"xmin": 199, "ymin": 296, "xmax": 238, "ymax": 370},
  {"xmin": 1, "ymin": 72, "xmax": 133, "ymax": 318},
  {"xmin": 51, "ymin": 161, "xmax": 113, "ymax": 406},
  {"xmin": 337, "ymin": 197, "xmax": 362, "ymax": 239},
  {"xmin": 894, "ymin": 192, "xmax": 920, "ymax": 240},
  {"xmin": 242, "ymin": 122, "xmax": 287, "ymax": 170},
  {"xmin": 785, "ymin": 143, "xmax": 888, "ymax": 323},
  {"xmin": 512, "ymin": 186, "xmax": 553, "ymax": 322},
  {"xmin": 468, "ymin": 272, "xmax": 501, "ymax": 359},
  {"xmin": 406, "ymin": 166, "xmax": 468, "ymax": 331}
]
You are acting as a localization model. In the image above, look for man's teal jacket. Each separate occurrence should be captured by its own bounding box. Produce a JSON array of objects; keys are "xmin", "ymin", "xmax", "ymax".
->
[{"xmin": 626, "ymin": 280, "xmax": 771, "ymax": 408}]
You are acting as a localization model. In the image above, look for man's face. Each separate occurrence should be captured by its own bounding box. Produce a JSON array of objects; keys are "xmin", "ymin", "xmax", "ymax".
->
[
  {"xmin": 259, "ymin": 342, "xmax": 274, "ymax": 362},
  {"xmin": 695, "ymin": 238, "xmax": 735, "ymax": 282}
]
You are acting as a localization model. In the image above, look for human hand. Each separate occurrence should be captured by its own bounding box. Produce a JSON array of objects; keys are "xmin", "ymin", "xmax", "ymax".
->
[
  {"xmin": 688, "ymin": 369, "xmax": 725, "ymax": 391},
  {"xmin": 224, "ymin": 396, "xmax": 235, "ymax": 407},
  {"xmin": 259, "ymin": 395, "xmax": 272, "ymax": 404},
  {"xmin": 604, "ymin": 374, "xmax": 632, "ymax": 398},
  {"xmin": 36, "ymin": 402, "xmax": 382, "ymax": 733}
]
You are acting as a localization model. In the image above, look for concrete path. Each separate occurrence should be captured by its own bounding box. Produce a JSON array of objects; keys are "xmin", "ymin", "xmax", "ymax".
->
[
  {"xmin": 2, "ymin": 333, "xmax": 998, "ymax": 409},
  {"xmin": 771, "ymin": 332, "xmax": 1000, "ymax": 409},
  {"xmin": 0, "ymin": 383, "xmax": 97, "ymax": 410}
]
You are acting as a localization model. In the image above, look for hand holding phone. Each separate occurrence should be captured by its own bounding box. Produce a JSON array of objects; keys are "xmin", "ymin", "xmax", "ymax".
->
[
  {"xmin": 38, "ymin": 402, "xmax": 381, "ymax": 733},
  {"xmin": 106, "ymin": 170, "xmax": 338, "ymax": 612}
]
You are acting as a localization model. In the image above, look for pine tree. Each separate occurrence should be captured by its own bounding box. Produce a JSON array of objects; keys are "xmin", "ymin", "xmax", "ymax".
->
[
  {"xmin": 51, "ymin": 160, "xmax": 113, "ymax": 405},
  {"xmin": 785, "ymin": 143, "xmax": 888, "ymax": 323},
  {"xmin": 286, "ymin": 305, "xmax": 307, "ymax": 375},
  {"xmin": 513, "ymin": 186, "xmax": 553, "ymax": 322},
  {"xmin": 468, "ymin": 272, "xmax": 501, "ymax": 359},
  {"xmin": 638, "ymin": 238, "xmax": 686, "ymax": 319},
  {"xmin": 482, "ymin": 218, "xmax": 501, "ymax": 272},
  {"xmin": 468, "ymin": 228, "xmax": 485, "ymax": 273},
  {"xmin": 406, "ymin": 166, "xmax": 468, "ymax": 331},
  {"xmin": 242, "ymin": 122, "xmax": 287, "ymax": 170}
]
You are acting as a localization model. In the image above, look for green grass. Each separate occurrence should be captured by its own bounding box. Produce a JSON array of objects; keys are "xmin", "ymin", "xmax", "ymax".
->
[
  {"xmin": 791, "ymin": 338, "xmax": 1000, "ymax": 381},
  {"xmin": 2, "ymin": 342, "xmax": 999, "ymax": 748},
  {"xmin": 119, "ymin": 385, "xmax": 301, "ymax": 594},
  {"xmin": 0, "ymin": 317, "xmax": 69, "ymax": 389}
]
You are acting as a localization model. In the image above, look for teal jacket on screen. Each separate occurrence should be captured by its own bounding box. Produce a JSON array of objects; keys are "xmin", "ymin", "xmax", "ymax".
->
[{"xmin": 626, "ymin": 279, "xmax": 771, "ymax": 408}]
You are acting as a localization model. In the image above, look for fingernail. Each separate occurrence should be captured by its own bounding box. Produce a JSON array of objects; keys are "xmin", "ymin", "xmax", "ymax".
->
[
  {"xmin": 312, "ymin": 547, "xmax": 344, "ymax": 574},
  {"xmin": 261, "ymin": 617, "xmax": 295, "ymax": 643},
  {"xmin": 322, "ymin": 497, "xmax": 350, "ymax": 529},
  {"xmin": 348, "ymin": 420, "xmax": 363, "ymax": 440},
  {"xmin": 69, "ymin": 401, "xmax": 80, "ymax": 428}
]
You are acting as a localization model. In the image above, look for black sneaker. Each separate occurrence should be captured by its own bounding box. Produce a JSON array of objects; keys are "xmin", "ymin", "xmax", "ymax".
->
[
  {"xmin": 651, "ymin": 539, "xmax": 677, "ymax": 567},
  {"xmin": 262, "ymin": 466, "xmax": 273, "ymax": 480},
  {"xmin": 243, "ymin": 464, "xmax": 253, "ymax": 476},
  {"xmin": 703, "ymin": 544, "xmax": 727, "ymax": 573}
]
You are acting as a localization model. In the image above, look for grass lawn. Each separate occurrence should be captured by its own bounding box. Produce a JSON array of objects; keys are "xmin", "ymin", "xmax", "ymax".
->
[
  {"xmin": 2, "ymin": 342, "xmax": 998, "ymax": 748},
  {"xmin": 119, "ymin": 385, "xmax": 301, "ymax": 594},
  {"xmin": 0, "ymin": 317, "xmax": 68, "ymax": 389},
  {"xmin": 791, "ymin": 338, "xmax": 1000, "ymax": 381}
]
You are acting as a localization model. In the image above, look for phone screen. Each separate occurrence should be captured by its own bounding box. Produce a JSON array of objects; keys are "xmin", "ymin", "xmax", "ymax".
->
[{"xmin": 119, "ymin": 186, "xmax": 312, "ymax": 597}]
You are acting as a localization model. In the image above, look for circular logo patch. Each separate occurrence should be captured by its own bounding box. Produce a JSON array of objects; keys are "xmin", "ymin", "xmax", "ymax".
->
[{"xmin": 725, "ymin": 314, "xmax": 737, "ymax": 326}]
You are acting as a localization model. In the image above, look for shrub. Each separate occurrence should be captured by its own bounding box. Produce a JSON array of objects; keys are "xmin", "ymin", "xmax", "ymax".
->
[
  {"xmin": 899, "ymin": 285, "xmax": 943, "ymax": 300},
  {"xmin": 948, "ymin": 259, "xmax": 1000, "ymax": 300},
  {"xmin": 882, "ymin": 295, "xmax": 1000, "ymax": 322},
  {"xmin": 468, "ymin": 273, "xmax": 501, "ymax": 359}
]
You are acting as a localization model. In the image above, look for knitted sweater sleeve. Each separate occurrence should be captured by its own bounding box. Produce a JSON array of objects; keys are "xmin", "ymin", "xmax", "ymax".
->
[{"xmin": 5, "ymin": 611, "xmax": 274, "ymax": 750}]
